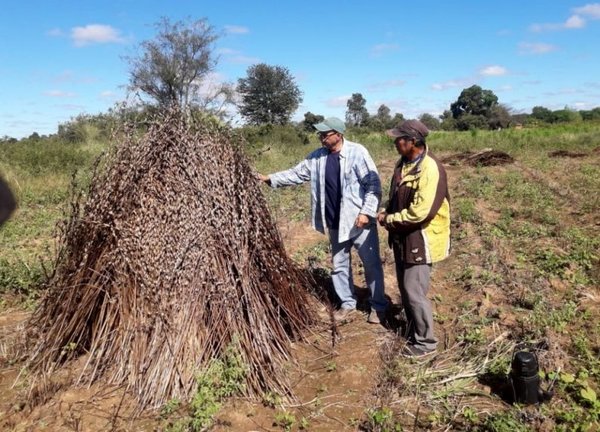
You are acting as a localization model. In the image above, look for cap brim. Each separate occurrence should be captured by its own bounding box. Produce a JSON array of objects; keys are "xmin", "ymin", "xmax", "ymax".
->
[
  {"xmin": 386, "ymin": 128, "xmax": 404, "ymax": 138},
  {"xmin": 314, "ymin": 122, "xmax": 333, "ymax": 132}
]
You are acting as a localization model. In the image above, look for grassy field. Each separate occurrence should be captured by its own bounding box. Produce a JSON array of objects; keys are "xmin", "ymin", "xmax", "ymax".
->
[{"xmin": 1, "ymin": 122, "xmax": 599, "ymax": 430}]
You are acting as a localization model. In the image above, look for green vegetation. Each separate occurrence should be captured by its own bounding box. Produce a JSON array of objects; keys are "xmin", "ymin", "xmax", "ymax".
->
[
  {"xmin": 1, "ymin": 116, "xmax": 599, "ymax": 430},
  {"xmin": 0, "ymin": 128, "xmax": 105, "ymax": 298},
  {"xmin": 237, "ymin": 63, "xmax": 303, "ymax": 125}
]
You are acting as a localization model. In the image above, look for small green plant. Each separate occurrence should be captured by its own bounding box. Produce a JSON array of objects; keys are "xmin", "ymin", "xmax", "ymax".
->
[
  {"xmin": 552, "ymin": 369, "xmax": 600, "ymax": 429},
  {"xmin": 455, "ymin": 198, "xmax": 479, "ymax": 223},
  {"xmin": 486, "ymin": 355, "xmax": 511, "ymax": 379},
  {"xmin": 481, "ymin": 410, "xmax": 530, "ymax": 431},
  {"xmin": 532, "ymin": 299, "xmax": 578, "ymax": 333},
  {"xmin": 262, "ymin": 391, "xmax": 283, "ymax": 408},
  {"xmin": 160, "ymin": 398, "xmax": 181, "ymax": 418},
  {"xmin": 534, "ymin": 249, "xmax": 571, "ymax": 278},
  {"xmin": 462, "ymin": 406, "xmax": 479, "ymax": 425},
  {"xmin": 59, "ymin": 341, "xmax": 78, "ymax": 357},
  {"xmin": 458, "ymin": 326, "xmax": 484, "ymax": 345},
  {"xmin": 299, "ymin": 416, "xmax": 310, "ymax": 430},
  {"xmin": 273, "ymin": 410, "xmax": 296, "ymax": 431},
  {"xmin": 325, "ymin": 360, "xmax": 337, "ymax": 372},
  {"xmin": 363, "ymin": 406, "xmax": 402, "ymax": 431}
]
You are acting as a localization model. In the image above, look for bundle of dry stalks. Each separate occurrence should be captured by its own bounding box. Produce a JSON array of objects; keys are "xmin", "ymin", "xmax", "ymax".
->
[{"xmin": 25, "ymin": 108, "xmax": 321, "ymax": 408}]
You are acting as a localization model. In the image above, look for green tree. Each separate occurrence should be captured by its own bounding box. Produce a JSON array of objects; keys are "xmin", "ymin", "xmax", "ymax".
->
[
  {"xmin": 450, "ymin": 85, "xmax": 502, "ymax": 130},
  {"xmin": 28, "ymin": 132, "xmax": 41, "ymax": 141},
  {"xmin": 390, "ymin": 112, "xmax": 405, "ymax": 127},
  {"xmin": 531, "ymin": 106, "xmax": 554, "ymax": 123},
  {"xmin": 367, "ymin": 104, "xmax": 393, "ymax": 131},
  {"xmin": 418, "ymin": 113, "xmax": 440, "ymax": 130},
  {"xmin": 487, "ymin": 104, "xmax": 512, "ymax": 129},
  {"xmin": 126, "ymin": 17, "xmax": 233, "ymax": 115},
  {"xmin": 300, "ymin": 112, "xmax": 325, "ymax": 131},
  {"xmin": 580, "ymin": 107, "xmax": 600, "ymax": 121},
  {"xmin": 345, "ymin": 93, "xmax": 369, "ymax": 127},
  {"xmin": 376, "ymin": 104, "xmax": 392, "ymax": 125},
  {"xmin": 553, "ymin": 108, "xmax": 582, "ymax": 123},
  {"xmin": 237, "ymin": 64, "xmax": 303, "ymax": 125},
  {"xmin": 455, "ymin": 113, "xmax": 488, "ymax": 131},
  {"xmin": 451, "ymin": 85, "xmax": 499, "ymax": 119},
  {"xmin": 439, "ymin": 110, "xmax": 457, "ymax": 131}
]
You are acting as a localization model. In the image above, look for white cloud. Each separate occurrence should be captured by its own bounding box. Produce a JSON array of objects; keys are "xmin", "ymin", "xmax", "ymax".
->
[
  {"xmin": 325, "ymin": 95, "xmax": 351, "ymax": 108},
  {"xmin": 479, "ymin": 65, "xmax": 508, "ymax": 76},
  {"xmin": 217, "ymin": 48, "xmax": 260, "ymax": 64},
  {"xmin": 431, "ymin": 78, "xmax": 474, "ymax": 91},
  {"xmin": 529, "ymin": 23, "xmax": 558, "ymax": 32},
  {"xmin": 530, "ymin": 13, "xmax": 587, "ymax": 32},
  {"xmin": 224, "ymin": 25, "xmax": 249, "ymax": 34},
  {"xmin": 370, "ymin": 43, "xmax": 399, "ymax": 57},
  {"xmin": 71, "ymin": 24, "xmax": 125, "ymax": 47},
  {"xmin": 565, "ymin": 14, "xmax": 586, "ymax": 28},
  {"xmin": 369, "ymin": 98, "xmax": 403, "ymax": 113},
  {"xmin": 518, "ymin": 42, "xmax": 558, "ymax": 54},
  {"xmin": 44, "ymin": 90, "xmax": 76, "ymax": 98},
  {"xmin": 572, "ymin": 101, "xmax": 592, "ymax": 108},
  {"xmin": 366, "ymin": 79, "xmax": 405, "ymax": 92},
  {"xmin": 573, "ymin": 3, "xmax": 600, "ymax": 19}
]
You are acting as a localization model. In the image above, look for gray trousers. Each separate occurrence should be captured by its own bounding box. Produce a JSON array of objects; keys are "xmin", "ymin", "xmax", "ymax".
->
[{"xmin": 393, "ymin": 246, "xmax": 437, "ymax": 351}]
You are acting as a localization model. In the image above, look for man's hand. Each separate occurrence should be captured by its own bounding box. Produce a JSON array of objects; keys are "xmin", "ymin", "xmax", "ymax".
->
[
  {"xmin": 256, "ymin": 173, "xmax": 271, "ymax": 183},
  {"xmin": 355, "ymin": 213, "xmax": 370, "ymax": 228},
  {"xmin": 377, "ymin": 211, "xmax": 389, "ymax": 231}
]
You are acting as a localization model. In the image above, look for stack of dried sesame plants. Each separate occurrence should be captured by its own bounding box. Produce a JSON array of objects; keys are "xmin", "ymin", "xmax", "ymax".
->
[{"xmin": 25, "ymin": 108, "xmax": 320, "ymax": 409}]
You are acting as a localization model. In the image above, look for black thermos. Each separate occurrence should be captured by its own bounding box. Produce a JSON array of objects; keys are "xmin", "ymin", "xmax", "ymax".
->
[{"xmin": 510, "ymin": 351, "xmax": 541, "ymax": 404}]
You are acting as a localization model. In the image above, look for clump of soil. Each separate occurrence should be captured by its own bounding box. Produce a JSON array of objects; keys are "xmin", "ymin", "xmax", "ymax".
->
[{"xmin": 442, "ymin": 149, "xmax": 514, "ymax": 166}]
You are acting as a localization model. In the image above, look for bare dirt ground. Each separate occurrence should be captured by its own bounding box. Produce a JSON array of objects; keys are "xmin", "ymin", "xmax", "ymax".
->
[{"xmin": 1, "ymin": 148, "xmax": 598, "ymax": 431}]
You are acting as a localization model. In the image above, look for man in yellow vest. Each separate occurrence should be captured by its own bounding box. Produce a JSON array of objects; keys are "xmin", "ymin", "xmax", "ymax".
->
[{"xmin": 378, "ymin": 120, "xmax": 450, "ymax": 357}]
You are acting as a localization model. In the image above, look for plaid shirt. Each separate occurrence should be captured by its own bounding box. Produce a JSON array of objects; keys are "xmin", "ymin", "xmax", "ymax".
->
[{"xmin": 269, "ymin": 139, "xmax": 381, "ymax": 243}]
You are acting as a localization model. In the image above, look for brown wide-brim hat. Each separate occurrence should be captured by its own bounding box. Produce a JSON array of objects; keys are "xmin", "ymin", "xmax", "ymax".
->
[{"xmin": 386, "ymin": 119, "xmax": 429, "ymax": 141}]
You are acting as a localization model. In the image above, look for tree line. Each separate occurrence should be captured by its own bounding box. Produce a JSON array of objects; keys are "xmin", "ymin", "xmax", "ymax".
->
[{"xmin": 4, "ymin": 16, "xmax": 600, "ymax": 143}]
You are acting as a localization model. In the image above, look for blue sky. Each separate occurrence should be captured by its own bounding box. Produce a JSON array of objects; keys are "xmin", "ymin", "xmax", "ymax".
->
[{"xmin": 2, "ymin": 0, "xmax": 600, "ymax": 138}]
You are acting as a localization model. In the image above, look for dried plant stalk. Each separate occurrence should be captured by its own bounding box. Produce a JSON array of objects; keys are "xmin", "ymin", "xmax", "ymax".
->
[{"xmin": 25, "ymin": 108, "xmax": 321, "ymax": 408}]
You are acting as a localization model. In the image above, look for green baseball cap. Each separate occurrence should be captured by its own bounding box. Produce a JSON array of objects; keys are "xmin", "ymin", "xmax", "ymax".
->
[{"xmin": 314, "ymin": 117, "xmax": 346, "ymax": 134}]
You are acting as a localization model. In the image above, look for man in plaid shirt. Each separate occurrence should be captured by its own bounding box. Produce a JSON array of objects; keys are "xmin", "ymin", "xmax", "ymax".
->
[{"xmin": 257, "ymin": 117, "xmax": 387, "ymax": 324}]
